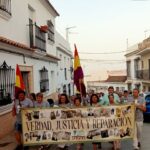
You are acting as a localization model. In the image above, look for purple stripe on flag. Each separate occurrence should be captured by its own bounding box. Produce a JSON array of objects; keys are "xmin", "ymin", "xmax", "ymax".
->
[{"xmin": 74, "ymin": 67, "xmax": 84, "ymax": 82}]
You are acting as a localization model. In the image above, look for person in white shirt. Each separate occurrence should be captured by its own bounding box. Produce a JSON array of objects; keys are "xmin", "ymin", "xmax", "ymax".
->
[{"xmin": 34, "ymin": 92, "xmax": 49, "ymax": 108}]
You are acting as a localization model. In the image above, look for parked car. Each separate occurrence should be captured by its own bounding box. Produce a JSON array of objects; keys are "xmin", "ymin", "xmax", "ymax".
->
[{"xmin": 143, "ymin": 92, "xmax": 150, "ymax": 122}]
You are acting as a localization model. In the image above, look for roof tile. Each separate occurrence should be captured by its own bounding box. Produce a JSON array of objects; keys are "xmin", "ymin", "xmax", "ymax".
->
[{"xmin": 0, "ymin": 36, "xmax": 35, "ymax": 51}]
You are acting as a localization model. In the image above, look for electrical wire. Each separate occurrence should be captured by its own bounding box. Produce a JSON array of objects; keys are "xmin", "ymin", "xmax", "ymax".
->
[{"xmin": 79, "ymin": 51, "xmax": 127, "ymax": 54}]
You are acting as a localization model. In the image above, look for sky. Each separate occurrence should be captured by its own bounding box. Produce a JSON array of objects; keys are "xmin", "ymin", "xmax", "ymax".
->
[{"xmin": 50, "ymin": 0, "xmax": 150, "ymax": 79}]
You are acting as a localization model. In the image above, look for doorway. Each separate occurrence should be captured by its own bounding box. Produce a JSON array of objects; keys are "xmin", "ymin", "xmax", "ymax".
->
[{"xmin": 21, "ymin": 71, "xmax": 30, "ymax": 96}]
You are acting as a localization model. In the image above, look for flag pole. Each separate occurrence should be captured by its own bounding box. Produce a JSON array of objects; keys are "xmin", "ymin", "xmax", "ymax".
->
[
  {"xmin": 79, "ymin": 79, "xmax": 86, "ymax": 106},
  {"xmin": 79, "ymin": 79, "xmax": 83, "ymax": 104}
]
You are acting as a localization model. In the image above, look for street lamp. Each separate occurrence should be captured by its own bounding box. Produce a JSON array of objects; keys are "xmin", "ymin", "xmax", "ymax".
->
[{"xmin": 65, "ymin": 26, "xmax": 76, "ymax": 42}]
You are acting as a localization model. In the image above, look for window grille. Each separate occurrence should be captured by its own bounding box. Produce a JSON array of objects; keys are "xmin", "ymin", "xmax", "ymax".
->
[
  {"xmin": 0, "ymin": 0, "xmax": 11, "ymax": 15},
  {"xmin": 29, "ymin": 19, "xmax": 34, "ymax": 48},
  {"xmin": 0, "ymin": 61, "xmax": 15, "ymax": 106},
  {"xmin": 35, "ymin": 24, "xmax": 46, "ymax": 52},
  {"xmin": 39, "ymin": 66, "xmax": 49, "ymax": 92},
  {"xmin": 64, "ymin": 68, "xmax": 67, "ymax": 80},
  {"xmin": 47, "ymin": 20, "xmax": 54, "ymax": 42}
]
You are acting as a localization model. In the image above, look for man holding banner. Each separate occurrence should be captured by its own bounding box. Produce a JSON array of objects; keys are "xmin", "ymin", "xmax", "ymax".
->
[
  {"xmin": 131, "ymin": 89, "xmax": 146, "ymax": 150},
  {"xmin": 13, "ymin": 65, "xmax": 33, "ymax": 150}
]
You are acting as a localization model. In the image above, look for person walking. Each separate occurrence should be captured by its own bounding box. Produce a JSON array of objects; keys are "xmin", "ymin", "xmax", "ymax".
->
[
  {"xmin": 34, "ymin": 92, "xmax": 49, "ymax": 108},
  {"xmin": 99, "ymin": 86, "xmax": 120, "ymax": 106},
  {"xmin": 131, "ymin": 89, "xmax": 146, "ymax": 150},
  {"xmin": 13, "ymin": 90, "xmax": 33, "ymax": 150},
  {"xmin": 57, "ymin": 93, "xmax": 70, "ymax": 150},
  {"xmin": 90, "ymin": 94, "xmax": 102, "ymax": 150},
  {"xmin": 73, "ymin": 97, "xmax": 84, "ymax": 150},
  {"xmin": 108, "ymin": 94, "xmax": 121, "ymax": 150}
]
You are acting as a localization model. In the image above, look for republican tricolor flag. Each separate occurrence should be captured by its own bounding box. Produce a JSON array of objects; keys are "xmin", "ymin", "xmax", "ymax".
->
[{"xmin": 74, "ymin": 44, "xmax": 86, "ymax": 97}]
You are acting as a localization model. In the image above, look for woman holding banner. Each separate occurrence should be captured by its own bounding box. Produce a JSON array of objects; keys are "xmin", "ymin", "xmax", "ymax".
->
[
  {"xmin": 14, "ymin": 90, "xmax": 33, "ymax": 150},
  {"xmin": 33, "ymin": 92, "xmax": 50, "ymax": 150},
  {"xmin": 58, "ymin": 93, "xmax": 70, "ymax": 107},
  {"xmin": 90, "ymin": 94, "xmax": 102, "ymax": 150},
  {"xmin": 73, "ymin": 97, "xmax": 84, "ymax": 150},
  {"xmin": 108, "ymin": 94, "xmax": 121, "ymax": 150},
  {"xmin": 57, "ymin": 93, "xmax": 70, "ymax": 150}
]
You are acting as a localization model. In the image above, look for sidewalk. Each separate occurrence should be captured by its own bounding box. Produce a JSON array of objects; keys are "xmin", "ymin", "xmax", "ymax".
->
[{"xmin": 0, "ymin": 130, "xmax": 17, "ymax": 150}]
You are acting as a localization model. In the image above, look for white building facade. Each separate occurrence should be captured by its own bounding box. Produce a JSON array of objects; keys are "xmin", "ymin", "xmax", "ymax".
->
[
  {"xmin": 0, "ymin": 0, "xmax": 73, "ymax": 138},
  {"xmin": 125, "ymin": 38, "xmax": 150, "ymax": 92},
  {"xmin": 125, "ymin": 44, "xmax": 141, "ymax": 91},
  {"xmin": 55, "ymin": 31, "xmax": 73, "ymax": 96},
  {"xmin": 87, "ymin": 76, "xmax": 127, "ymax": 93}
]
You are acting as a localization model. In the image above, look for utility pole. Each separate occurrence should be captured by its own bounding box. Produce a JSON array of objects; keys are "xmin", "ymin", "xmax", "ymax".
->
[
  {"xmin": 144, "ymin": 29, "xmax": 150, "ymax": 38},
  {"xmin": 126, "ymin": 38, "xmax": 129, "ymax": 50},
  {"xmin": 65, "ymin": 26, "xmax": 76, "ymax": 42}
]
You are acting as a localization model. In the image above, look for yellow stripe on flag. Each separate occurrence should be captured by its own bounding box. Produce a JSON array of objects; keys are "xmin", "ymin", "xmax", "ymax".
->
[
  {"xmin": 74, "ymin": 56, "xmax": 81, "ymax": 70},
  {"xmin": 15, "ymin": 75, "xmax": 21, "ymax": 88}
]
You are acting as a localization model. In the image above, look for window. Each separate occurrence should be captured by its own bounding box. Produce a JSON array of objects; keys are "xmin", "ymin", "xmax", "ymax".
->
[
  {"xmin": 29, "ymin": 21, "xmax": 46, "ymax": 52},
  {"xmin": 127, "ymin": 61, "xmax": 131, "ymax": 77},
  {"xmin": 128, "ymin": 83, "xmax": 132, "ymax": 91},
  {"xmin": 51, "ymin": 71, "xmax": 55, "ymax": 92},
  {"xmin": 0, "ymin": 0, "xmax": 11, "ymax": 15},
  {"xmin": 68, "ymin": 84, "xmax": 71, "ymax": 96},
  {"xmin": 64, "ymin": 68, "xmax": 67, "ymax": 80},
  {"xmin": 134, "ymin": 58, "xmax": 140, "ymax": 78},
  {"xmin": 39, "ymin": 67, "xmax": 49, "ymax": 92},
  {"xmin": 35, "ymin": 24, "xmax": 46, "ymax": 52},
  {"xmin": 116, "ymin": 87, "xmax": 119, "ymax": 92},
  {"xmin": 141, "ymin": 60, "xmax": 144, "ymax": 69},
  {"xmin": 63, "ymin": 85, "xmax": 66, "ymax": 94},
  {"xmin": 21, "ymin": 71, "xmax": 30, "ymax": 96},
  {"xmin": 135, "ymin": 83, "xmax": 140, "ymax": 90},
  {"xmin": 70, "ymin": 66, "xmax": 73, "ymax": 80},
  {"xmin": 29, "ymin": 19, "xmax": 34, "ymax": 48},
  {"xmin": 47, "ymin": 20, "xmax": 54, "ymax": 42},
  {"xmin": 0, "ymin": 61, "xmax": 15, "ymax": 106},
  {"xmin": 64, "ymin": 56, "xmax": 66, "ymax": 68},
  {"xmin": 59, "ymin": 54, "xmax": 63, "ymax": 69}
]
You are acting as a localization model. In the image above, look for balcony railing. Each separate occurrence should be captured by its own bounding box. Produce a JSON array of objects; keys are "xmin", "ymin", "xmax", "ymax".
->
[
  {"xmin": 136, "ymin": 70, "xmax": 150, "ymax": 80},
  {"xmin": 0, "ymin": 61, "xmax": 15, "ymax": 106},
  {"xmin": 0, "ymin": 0, "xmax": 11, "ymax": 15},
  {"xmin": 35, "ymin": 25, "xmax": 46, "ymax": 52},
  {"xmin": 29, "ymin": 22, "xmax": 46, "ymax": 52}
]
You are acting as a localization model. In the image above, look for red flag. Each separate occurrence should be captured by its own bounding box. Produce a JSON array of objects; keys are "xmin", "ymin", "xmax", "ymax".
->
[
  {"xmin": 15, "ymin": 64, "xmax": 25, "ymax": 97},
  {"xmin": 74, "ymin": 44, "xmax": 86, "ymax": 97},
  {"xmin": 12, "ymin": 64, "xmax": 25, "ymax": 116}
]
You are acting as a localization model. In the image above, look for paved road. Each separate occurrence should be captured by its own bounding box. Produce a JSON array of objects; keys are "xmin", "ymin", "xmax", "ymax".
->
[{"xmin": 0, "ymin": 123, "xmax": 149, "ymax": 150}]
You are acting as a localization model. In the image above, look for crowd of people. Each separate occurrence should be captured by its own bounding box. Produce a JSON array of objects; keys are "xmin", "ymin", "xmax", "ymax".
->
[{"xmin": 13, "ymin": 86, "xmax": 146, "ymax": 150}]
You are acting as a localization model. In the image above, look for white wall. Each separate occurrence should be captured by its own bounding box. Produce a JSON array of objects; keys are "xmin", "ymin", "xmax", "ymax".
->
[
  {"xmin": 0, "ymin": 0, "xmax": 74, "ymax": 97},
  {"xmin": 55, "ymin": 32, "xmax": 73, "ymax": 95},
  {"xmin": 0, "ymin": 0, "xmax": 57, "ymax": 55},
  {"xmin": 125, "ymin": 44, "xmax": 142, "ymax": 90},
  {"xmin": 0, "ymin": 51, "xmax": 57, "ymax": 95},
  {"xmin": 87, "ymin": 81, "xmax": 127, "ymax": 93}
]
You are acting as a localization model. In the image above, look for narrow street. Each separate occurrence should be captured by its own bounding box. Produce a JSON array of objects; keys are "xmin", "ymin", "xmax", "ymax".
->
[{"xmin": 0, "ymin": 1, "xmax": 150, "ymax": 150}]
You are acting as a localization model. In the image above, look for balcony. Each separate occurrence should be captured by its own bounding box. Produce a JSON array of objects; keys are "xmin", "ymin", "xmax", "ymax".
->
[
  {"xmin": 0, "ymin": 0, "xmax": 11, "ymax": 15},
  {"xmin": 29, "ymin": 21, "xmax": 46, "ymax": 52},
  {"xmin": 136, "ymin": 70, "xmax": 150, "ymax": 80}
]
